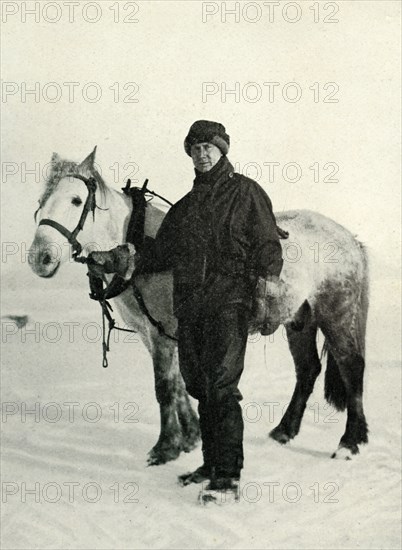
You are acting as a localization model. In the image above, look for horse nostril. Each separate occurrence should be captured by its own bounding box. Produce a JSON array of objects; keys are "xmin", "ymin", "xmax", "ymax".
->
[{"xmin": 42, "ymin": 253, "xmax": 52, "ymax": 265}]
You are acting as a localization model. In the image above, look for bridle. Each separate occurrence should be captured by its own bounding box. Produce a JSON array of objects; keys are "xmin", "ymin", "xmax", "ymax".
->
[{"xmin": 35, "ymin": 174, "xmax": 98, "ymax": 259}]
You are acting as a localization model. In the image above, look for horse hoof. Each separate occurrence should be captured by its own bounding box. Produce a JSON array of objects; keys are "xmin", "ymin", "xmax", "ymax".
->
[
  {"xmin": 147, "ymin": 444, "xmax": 182, "ymax": 466},
  {"xmin": 180, "ymin": 425, "xmax": 201, "ymax": 453},
  {"xmin": 147, "ymin": 454, "xmax": 166, "ymax": 466},
  {"xmin": 331, "ymin": 445, "xmax": 359, "ymax": 460},
  {"xmin": 269, "ymin": 427, "xmax": 291, "ymax": 445},
  {"xmin": 181, "ymin": 439, "xmax": 199, "ymax": 453}
]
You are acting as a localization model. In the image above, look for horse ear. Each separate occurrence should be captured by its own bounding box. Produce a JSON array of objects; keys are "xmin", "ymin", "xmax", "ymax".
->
[
  {"xmin": 79, "ymin": 146, "xmax": 97, "ymax": 171},
  {"xmin": 51, "ymin": 152, "xmax": 61, "ymax": 165}
]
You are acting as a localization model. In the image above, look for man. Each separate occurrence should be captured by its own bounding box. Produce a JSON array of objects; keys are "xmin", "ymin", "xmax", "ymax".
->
[{"xmin": 89, "ymin": 120, "xmax": 283, "ymax": 495}]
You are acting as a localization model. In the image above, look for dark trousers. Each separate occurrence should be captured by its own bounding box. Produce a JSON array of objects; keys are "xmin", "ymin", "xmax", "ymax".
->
[{"xmin": 177, "ymin": 303, "xmax": 249, "ymax": 478}]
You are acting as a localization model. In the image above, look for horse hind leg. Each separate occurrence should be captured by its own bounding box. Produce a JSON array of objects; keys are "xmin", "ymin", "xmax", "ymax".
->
[
  {"xmin": 320, "ymin": 246, "xmax": 369, "ymax": 459},
  {"xmin": 270, "ymin": 304, "xmax": 322, "ymax": 445},
  {"xmin": 319, "ymin": 294, "xmax": 369, "ymax": 459},
  {"xmin": 324, "ymin": 343, "xmax": 368, "ymax": 459}
]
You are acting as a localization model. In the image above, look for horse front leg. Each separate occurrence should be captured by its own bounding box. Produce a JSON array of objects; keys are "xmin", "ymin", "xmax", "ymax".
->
[
  {"xmin": 174, "ymin": 372, "xmax": 201, "ymax": 453},
  {"xmin": 147, "ymin": 333, "xmax": 182, "ymax": 465},
  {"xmin": 147, "ymin": 330, "xmax": 199, "ymax": 465},
  {"xmin": 116, "ymin": 288, "xmax": 199, "ymax": 465}
]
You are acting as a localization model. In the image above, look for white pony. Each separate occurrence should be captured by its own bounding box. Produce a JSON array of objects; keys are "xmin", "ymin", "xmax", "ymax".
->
[{"xmin": 29, "ymin": 148, "xmax": 369, "ymax": 461}]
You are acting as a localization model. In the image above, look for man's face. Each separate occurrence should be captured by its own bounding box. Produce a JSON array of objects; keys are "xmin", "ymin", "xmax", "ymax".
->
[{"xmin": 190, "ymin": 142, "xmax": 222, "ymax": 173}]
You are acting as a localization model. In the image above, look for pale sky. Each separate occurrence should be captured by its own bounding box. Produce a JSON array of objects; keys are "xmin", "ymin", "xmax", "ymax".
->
[{"xmin": 1, "ymin": 0, "xmax": 401, "ymax": 359}]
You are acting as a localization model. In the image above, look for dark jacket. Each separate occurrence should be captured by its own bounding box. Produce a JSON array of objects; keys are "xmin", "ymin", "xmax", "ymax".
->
[{"xmin": 138, "ymin": 156, "xmax": 283, "ymax": 318}]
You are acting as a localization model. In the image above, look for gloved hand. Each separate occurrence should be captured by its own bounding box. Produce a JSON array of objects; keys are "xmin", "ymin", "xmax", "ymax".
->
[
  {"xmin": 87, "ymin": 244, "xmax": 136, "ymax": 280},
  {"xmin": 253, "ymin": 275, "xmax": 284, "ymax": 335}
]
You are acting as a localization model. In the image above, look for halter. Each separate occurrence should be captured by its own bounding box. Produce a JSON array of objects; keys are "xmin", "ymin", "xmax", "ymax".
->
[{"xmin": 36, "ymin": 174, "xmax": 98, "ymax": 259}]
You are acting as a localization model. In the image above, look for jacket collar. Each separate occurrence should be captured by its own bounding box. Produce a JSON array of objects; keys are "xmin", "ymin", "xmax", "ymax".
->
[{"xmin": 193, "ymin": 155, "xmax": 234, "ymax": 189}]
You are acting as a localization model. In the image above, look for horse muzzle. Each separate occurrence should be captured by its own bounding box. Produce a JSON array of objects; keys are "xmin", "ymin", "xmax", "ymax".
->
[{"xmin": 28, "ymin": 239, "xmax": 62, "ymax": 278}]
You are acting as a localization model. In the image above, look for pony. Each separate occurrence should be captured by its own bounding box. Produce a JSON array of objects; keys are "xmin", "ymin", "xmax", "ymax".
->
[{"xmin": 28, "ymin": 148, "xmax": 369, "ymax": 461}]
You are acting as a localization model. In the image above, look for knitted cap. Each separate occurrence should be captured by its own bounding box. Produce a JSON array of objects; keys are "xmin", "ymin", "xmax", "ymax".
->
[{"xmin": 184, "ymin": 120, "xmax": 230, "ymax": 156}]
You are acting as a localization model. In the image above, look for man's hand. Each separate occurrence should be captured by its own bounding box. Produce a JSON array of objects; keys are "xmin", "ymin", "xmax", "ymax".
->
[{"xmin": 87, "ymin": 244, "xmax": 136, "ymax": 280}]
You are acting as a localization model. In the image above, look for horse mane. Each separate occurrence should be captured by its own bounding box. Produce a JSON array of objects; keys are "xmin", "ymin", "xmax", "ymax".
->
[{"xmin": 38, "ymin": 156, "xmax": 110, "ymax": 208}]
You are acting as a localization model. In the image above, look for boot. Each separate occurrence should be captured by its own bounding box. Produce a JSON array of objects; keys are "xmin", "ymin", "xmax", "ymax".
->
[
  {"xmin": 178, "ymin": 403, "xmax": 215, "ymax": 486},
  {"xmin": 198, "ymin": 476, "xmax": 240, "ymax": 505},
  {"xmin": 178, "ymin": 463, "xmax": 212, "ymax": 486}
]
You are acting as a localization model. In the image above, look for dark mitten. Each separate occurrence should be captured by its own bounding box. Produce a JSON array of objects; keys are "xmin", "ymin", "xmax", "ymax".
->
[
  {"xmin": 253, "ymin": 276, "xmax": 284, "ymax": 335},
  {"xmin": 88, "ymin": 244, "xmax": 136, "ymax": 280}
]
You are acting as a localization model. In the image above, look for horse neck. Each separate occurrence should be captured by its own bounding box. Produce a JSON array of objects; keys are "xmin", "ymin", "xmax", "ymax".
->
[
  {"xmin": 96, "ymin": 188, "xmax": 132, "ymax": 248},
  {"xmin": 92, "ymin": 185, "xmax": 166, "ymax": 250}
]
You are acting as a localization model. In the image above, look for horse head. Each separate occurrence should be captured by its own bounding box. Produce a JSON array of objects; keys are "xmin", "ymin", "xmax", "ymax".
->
[{"xmin": 28, "ymin": 147, "xmax": 109, "ymax": 278}]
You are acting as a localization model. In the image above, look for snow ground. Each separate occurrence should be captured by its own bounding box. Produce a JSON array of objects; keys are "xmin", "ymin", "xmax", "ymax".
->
[{"xmin": 1, "ymin": 277, "xmax": 401, "ymax": 550}]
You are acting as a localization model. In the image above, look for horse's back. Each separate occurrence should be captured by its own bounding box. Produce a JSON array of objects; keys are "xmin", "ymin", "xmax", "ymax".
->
[
  {"xmin": 274, "ymin": 210, "xmax": 368, "ymax": 323},
  {"xmin": 275, "ymin": 209, "xmax": 367, "ymax": 275},
  {"xmin": 276, "ymin": 209, "xmax": 362, "ymax": 244}
]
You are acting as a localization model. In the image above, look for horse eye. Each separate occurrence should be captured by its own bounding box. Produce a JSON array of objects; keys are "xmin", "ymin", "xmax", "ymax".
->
[{"xmin": 72, "ymin": 197, "xmax": 82, "ymax": 206}]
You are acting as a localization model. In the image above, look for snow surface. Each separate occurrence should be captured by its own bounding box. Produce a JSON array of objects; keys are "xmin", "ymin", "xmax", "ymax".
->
[{"xmin": 1, "ymin": 269, "xmax": 401, "ymax": 550}]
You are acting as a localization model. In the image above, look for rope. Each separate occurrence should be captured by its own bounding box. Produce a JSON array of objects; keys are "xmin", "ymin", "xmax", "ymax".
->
[
  {"xmin": 145, "ymin": 189, "xmax": 174, "ymax": 206},
  {"xmin": 95, "ymin": 280, "xmax": 177, "ymax": 368},
  {"xmin": 131, "ymin": 284, "xmax": 177, "ymax": 342},
  {"xmin": 99, "ymin": 297, "xmax": 141, "ymax": 368},
  {"xmin": 264, "ymin": 336, "xmax": 268, "ymax": 371}
]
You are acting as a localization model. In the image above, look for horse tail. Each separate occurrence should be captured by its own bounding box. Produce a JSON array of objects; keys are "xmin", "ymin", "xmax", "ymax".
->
[
  {"xmin": 355, "ymin": 241, "xmax": 370, "ymax": 358},
  {"xmin": 320, "ymin": 341, "xmax": 347, "ymax": 411}
]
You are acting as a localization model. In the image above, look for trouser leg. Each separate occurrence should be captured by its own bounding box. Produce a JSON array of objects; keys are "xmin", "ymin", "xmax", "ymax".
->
[
  {"xmin": 178, "ymin": 304, "xmax": 249, "ymax": 478},
  {"xmin": 201, "ymin": 304, "xmax": 249, "ymax": 478},
  {"xmin": 177, "ymin": 313, "xmax": 214, "ymax": 468}
]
